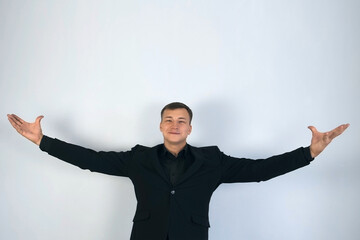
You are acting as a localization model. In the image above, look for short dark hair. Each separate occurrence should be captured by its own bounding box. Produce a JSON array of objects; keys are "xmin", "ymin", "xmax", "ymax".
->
[{"xmin": 161, "ymin": 102, "xmax": 193, "ymax": 123}]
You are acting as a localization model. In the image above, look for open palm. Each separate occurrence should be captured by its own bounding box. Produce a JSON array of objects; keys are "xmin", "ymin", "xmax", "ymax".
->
[
  {"xmin": 7, "ymin": 114, "xmax": 44, "ymax": 145},
  {"xmin": 308, "ymin": 124, "xmax": 350, "ymax": 158}
]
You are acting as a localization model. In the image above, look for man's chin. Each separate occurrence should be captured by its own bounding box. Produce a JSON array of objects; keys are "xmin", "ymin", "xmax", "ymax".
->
[{"xmin": 164, "ymin": 138, "xmax": 187, "ymax": 145}]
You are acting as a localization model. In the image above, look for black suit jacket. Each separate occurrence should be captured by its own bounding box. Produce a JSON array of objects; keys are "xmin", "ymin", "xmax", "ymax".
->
[{"xmin": 40, "ymin": 136, "xmax": 313, "ymax": 240}]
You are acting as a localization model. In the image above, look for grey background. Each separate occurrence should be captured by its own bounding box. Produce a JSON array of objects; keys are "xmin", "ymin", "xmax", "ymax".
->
[{"xmin": 1, "ymin": 0, "xmax": 359, "ymax": 239}]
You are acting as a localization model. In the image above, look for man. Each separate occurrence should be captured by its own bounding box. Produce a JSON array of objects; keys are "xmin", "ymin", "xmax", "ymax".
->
[{"xmin": 7, "ymin": 102, "xmax": 349, "ymax": 240}]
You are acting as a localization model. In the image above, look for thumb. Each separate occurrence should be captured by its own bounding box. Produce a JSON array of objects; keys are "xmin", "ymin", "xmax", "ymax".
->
[
  {"xmin": 308, "ymin": 126, "xmax": 317, "ymax": 134},
  {"xmin": 35, "ymin": 115, "xmax": 44, "ymax": 124}
]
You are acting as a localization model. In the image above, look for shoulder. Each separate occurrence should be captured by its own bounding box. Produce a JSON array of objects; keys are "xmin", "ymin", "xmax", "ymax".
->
[
  {"xmin": 188, "ymin": 144, "xmax": 221, "ymax": 155},
  {"xmin": 130, "ymin": 144, "xmax": 163, "ymax": 154},
  {"xmin": 188, "ymin": 145, "xmax": 223, "ymax": 167},
  {"xmin": 131, "ymin": 144, "xmax": 151, "ymax": 152}
]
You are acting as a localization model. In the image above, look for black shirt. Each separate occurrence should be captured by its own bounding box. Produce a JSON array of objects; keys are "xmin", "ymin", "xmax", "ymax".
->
[{"xmin": 158, "ymin": 144, "xmax": 194, "ymax": 185}]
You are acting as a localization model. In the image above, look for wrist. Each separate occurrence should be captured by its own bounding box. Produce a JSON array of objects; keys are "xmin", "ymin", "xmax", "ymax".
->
[
  {"xmin": 309, "ymin": 145, "xmax": 320, "ymax": 158},
  {"xmin": 35, "ymin": 134, "xmax": 44, "ymax": 146}
]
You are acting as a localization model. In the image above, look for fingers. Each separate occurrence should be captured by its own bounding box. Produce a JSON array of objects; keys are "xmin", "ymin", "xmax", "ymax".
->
[
  {"xmin": 332, "ymin": 124, "xmax": 349, "ymax": 132},
  {"xmin": 340, "ymin": 123, "xmax": 350, "ymax": 130},
  {"xmin": 7, "ymin": 116, "xmax": 24, "ymax": 135},
  {"xmin": 12, "ymin": 114, "xmax": 24, "ymax": 123},
  {"xmin": 9, "ymin": 114, "xmax": 24, "ymax": 125},
  {"xmin": 7, "ymin": 114, "xmax": 23, "ymax": 129},
  {"xmin": 328, "ymin": 123, "xmax": 350, "ymax": 139}
]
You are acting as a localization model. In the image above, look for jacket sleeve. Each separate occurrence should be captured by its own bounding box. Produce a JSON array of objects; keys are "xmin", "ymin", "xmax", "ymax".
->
[
  {"xmin": 39, "ymin": 135, "xmax": 132, "ymax": 177},
  {"xmin": 220, "ymin": 147, "xmax": 314, "ymax": 183}
]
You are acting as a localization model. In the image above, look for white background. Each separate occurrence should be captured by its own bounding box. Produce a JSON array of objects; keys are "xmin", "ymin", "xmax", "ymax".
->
[{"xmin": 1, "ymin": 1, "xmax": 359, "ymax": 239}]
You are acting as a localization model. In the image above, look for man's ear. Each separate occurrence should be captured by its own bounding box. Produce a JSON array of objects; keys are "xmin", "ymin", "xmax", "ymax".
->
[
  {"xmin": 159, "ymin": 121, "xmax": 163, "ymax": 132},
  {"xmin": 188, "ymin": 125, "xmax": 192, "ymax": 135}
]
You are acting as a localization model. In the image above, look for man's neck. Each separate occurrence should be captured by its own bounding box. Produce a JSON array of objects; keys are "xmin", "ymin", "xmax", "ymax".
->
[{"xmin": 163, "ymin": 142, "xmax": 187, "ymax": 157}]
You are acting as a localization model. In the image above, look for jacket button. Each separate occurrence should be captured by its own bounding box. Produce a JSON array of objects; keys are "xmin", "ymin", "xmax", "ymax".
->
[{"xmin": 171, "ymin": 190, "xmax": 175, "ymax": 195}]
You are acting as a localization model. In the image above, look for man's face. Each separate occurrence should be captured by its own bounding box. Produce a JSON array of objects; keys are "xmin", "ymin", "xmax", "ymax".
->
[{"xmin": 160, "ymin": 108, "xmax": 192, "ymax": 146}]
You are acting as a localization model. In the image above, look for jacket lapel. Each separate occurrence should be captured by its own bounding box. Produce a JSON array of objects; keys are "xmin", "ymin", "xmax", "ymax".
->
[
  {"xmin": 174, "ymin": 145, "xmax": 205, "ymax": 186},
  {"xmin": 148, "ymin": 145, "xmax": 171, "ymax": 184}
]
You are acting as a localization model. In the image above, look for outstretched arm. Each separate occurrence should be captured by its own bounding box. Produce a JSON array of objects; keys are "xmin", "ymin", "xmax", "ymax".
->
[
  {"xmin": 221, "ymin": 123, "xmax": 350, "ymax": 183},
  {"xmin": 7, "ymin": 114, "xmax": 131, "ymax": 176},
  {"xmin": 308, "ymin": 124, "xmax": 350, "ymax": 158},
  {"xmin": 7, "ymin": 114, "xmax": 44, "ymax": 145}
]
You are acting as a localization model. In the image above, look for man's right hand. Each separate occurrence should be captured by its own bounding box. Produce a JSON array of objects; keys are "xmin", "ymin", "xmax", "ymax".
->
[{"xmin": 7, "ymin": 114, "xmax": 44, "ymax": 146}]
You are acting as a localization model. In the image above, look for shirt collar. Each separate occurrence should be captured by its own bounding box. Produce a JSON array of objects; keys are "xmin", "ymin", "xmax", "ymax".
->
[{"xmin": 160, "ymin": 144, "xmax": 189, "ymax": 158}]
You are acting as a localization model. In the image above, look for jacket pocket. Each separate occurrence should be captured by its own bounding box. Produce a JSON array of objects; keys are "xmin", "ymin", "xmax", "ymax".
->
[
  {"xmin": 132, "ymin": 210, "xmax": 151, "ymax": 222},
  {"xmin": 191, "ymin": 215, "xmax": 210, "ymax": 228}
]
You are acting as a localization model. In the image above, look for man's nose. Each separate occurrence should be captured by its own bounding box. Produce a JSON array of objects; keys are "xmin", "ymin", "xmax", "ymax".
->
[{"xmin": 171, "ymin": 122, "xmax": 179, "ymax": 128}]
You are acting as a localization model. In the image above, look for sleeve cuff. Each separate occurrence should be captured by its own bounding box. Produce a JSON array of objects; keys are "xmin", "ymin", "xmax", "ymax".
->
[
  {"xmin": 304, "ymin": 146, "xmax": 315, "ymax": 162},
  {"xmin": 39, "ymin": 135, "xmax": 54, "ymax": 152}
]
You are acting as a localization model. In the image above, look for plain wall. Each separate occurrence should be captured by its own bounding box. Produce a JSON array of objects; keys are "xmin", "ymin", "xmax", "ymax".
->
[{"xmin": 1, "ymin": 0, "xmax": 359, "ymax": 239}]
